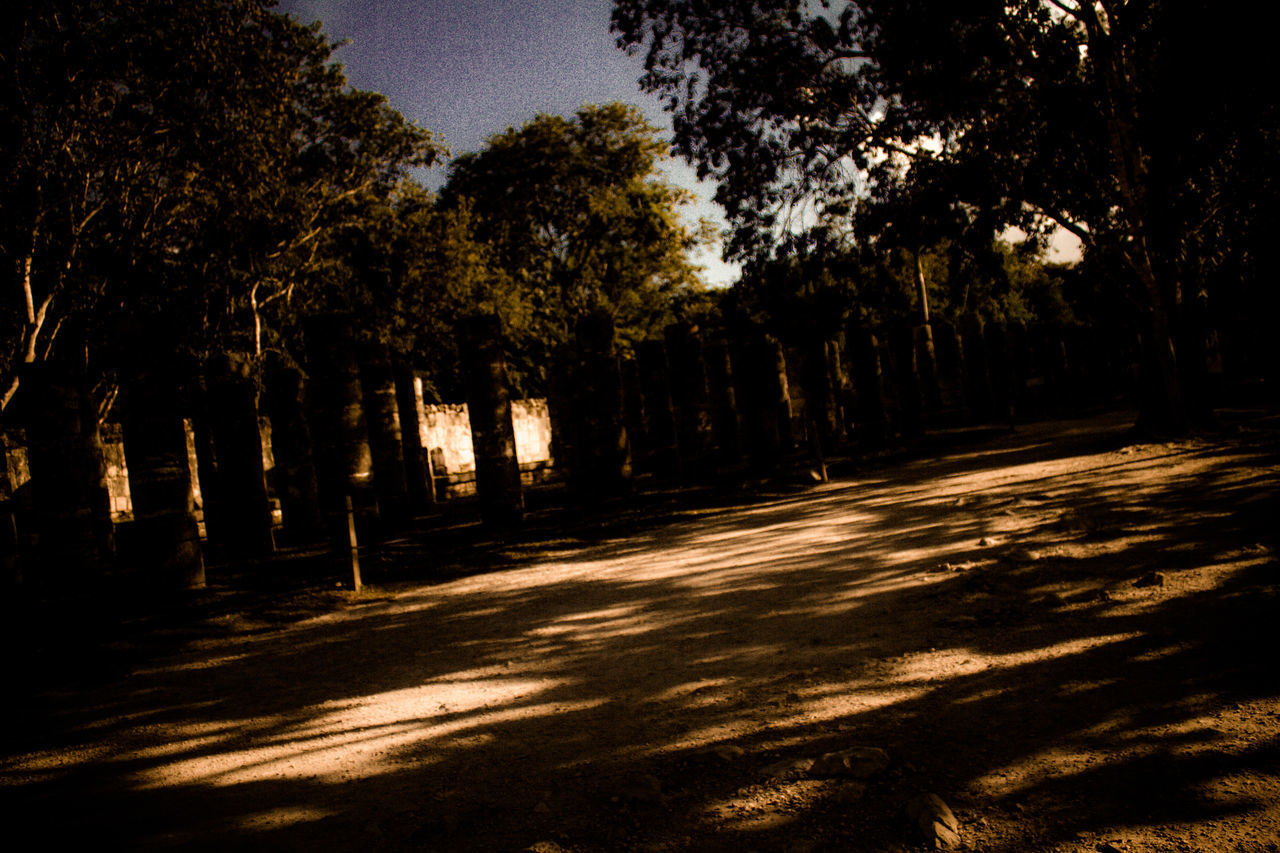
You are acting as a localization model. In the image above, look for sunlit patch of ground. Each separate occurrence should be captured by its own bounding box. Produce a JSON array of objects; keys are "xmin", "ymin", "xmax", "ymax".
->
[{"xmin": 4, "ymin": 410, "xmax": 1278, "ymax": 852}]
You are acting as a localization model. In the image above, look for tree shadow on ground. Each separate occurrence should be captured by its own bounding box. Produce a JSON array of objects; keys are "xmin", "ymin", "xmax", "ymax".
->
[{"xmin": 3, "ymin": 410, "xmax": 1278, "ymax": 852}]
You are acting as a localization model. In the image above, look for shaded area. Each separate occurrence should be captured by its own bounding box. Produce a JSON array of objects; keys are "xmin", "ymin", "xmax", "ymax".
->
[{"xmin": 4, "ymin": 410, "xmax": 1279, "ymax": 852}]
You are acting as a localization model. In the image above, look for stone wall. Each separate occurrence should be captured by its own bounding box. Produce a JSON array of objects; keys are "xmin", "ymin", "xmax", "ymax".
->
[
  {"xmin": 19, "ymin": 390, "xmax": 553, "ymax": 528},
  {"xmin": 413, "ymin": 381, "xmax": 554, "ymax": 497},
  {"xmin": 100, "ymin": 424, "xmax": 133, "ymax": 521},
  {"xmin": 99, "ymin": 418, "xmax": 277, "ymax": 527},
  {"xmin": 512, "ymin": 399, "xmax": 554, "ymax": 468},
  {"xmin": 1, "ymin": 429, "xmax": 30, "ymax": 504}
]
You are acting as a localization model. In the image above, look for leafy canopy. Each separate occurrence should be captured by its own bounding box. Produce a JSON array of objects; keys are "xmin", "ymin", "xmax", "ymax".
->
[
  {"xmin": 0, "ymin": 0, "xmax": 440, "ymax": 413},
  {"xmin": 438, "ymin": 103, "xmax": 712, "ymax": 371}
]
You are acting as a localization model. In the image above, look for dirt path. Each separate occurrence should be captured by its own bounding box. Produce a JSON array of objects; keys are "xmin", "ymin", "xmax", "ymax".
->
[{"xmin": 5, "ymin": 411, "xmax": 1279, "ymax": 852}]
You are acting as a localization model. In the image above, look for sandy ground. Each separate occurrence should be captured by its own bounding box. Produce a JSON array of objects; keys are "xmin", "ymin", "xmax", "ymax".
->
[{"xmin": 4, "ymin": 409, "xmax": 1279, "ymax": 852}]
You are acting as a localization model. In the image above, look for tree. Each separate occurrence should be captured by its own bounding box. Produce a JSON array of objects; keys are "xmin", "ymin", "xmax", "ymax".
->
[
  {"xmin": 437, "ymin": 102, "xmax": 712, "ymax": 393},
  {"xmin": 612, "ymin": 0, "xmax": 1273, "ymax": 432},
  {"xmin": 0, "ymin": 0, "xmax": 441, "ymax": 415}
]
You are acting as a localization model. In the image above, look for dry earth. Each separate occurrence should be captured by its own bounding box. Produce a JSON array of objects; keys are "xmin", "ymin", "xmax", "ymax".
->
[{"xmin": 4, "ymin": 409, "xmax": 1280, "ymax": 852}]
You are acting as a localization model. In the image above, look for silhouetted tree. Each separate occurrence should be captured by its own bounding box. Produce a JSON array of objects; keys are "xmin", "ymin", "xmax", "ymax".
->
[{"xmin": 613, "ymin": 0, "xmax": 1273, "ymax": 432}]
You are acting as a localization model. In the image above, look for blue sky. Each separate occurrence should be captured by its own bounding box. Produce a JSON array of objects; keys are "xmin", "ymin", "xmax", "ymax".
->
[{"xmin": 276, "ymin": 0, "xmax": 742, "ymax": 286}]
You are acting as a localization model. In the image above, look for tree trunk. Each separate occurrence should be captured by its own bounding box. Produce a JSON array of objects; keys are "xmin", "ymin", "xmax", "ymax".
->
[
  {"xmin": 912, "ymin": 251, "xmax": 942, "ymax": 420},
  {"xmin": 462, "ymin": 314, "xmax": 524, "ymax": 528}
]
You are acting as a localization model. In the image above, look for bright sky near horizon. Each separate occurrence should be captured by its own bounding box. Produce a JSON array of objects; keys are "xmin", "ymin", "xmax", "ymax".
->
[{"xmin": 275, "ymin": 0, "xmax": 744, "ymax": 286}]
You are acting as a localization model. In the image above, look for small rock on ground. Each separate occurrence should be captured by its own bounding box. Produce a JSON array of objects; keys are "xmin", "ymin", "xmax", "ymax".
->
[
  {"xmin": 810, "ymin": 746, "xmax": 890, "ymax": 779},
  {"xmin": 905, "ymin": 792, "xmax": 961, "ymax": 850}
]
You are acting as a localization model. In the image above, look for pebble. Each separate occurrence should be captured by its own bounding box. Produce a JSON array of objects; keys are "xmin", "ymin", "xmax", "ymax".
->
[
  {"xmin": 525, "ymin": 843, "xmax": 566, "ymax": 853},
  {"xmin": 763, "ymin": 757, "xmax": 816, "ymax": 779},
  {"xmin": 621, "ymin": 774, "xmax": 664, "ymax": 805},
  {"xmin": 810, "ymin": 746, "xmax": 890, "ymax": 779},
  {"xmin": 905, "ymin": 793, "xmax": 961, "ymax": 850}
]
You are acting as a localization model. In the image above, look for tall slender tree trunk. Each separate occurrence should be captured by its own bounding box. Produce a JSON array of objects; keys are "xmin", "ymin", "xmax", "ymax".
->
[
  {"xmin": 913, "ymin": 250, "xmax": 942, "ymax": 420},
  {"xmin": 800, "ymin": 339, "xmax": 841, "ymax": 456}
]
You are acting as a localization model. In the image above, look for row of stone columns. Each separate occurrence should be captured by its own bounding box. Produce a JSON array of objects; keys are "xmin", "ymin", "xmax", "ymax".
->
[
  {"xmin": 549, "ymin": 313, "xmax": 1141, "ymax": 498},
  {"xmin": 848, "ymin": 317, "xmax": 1139, "ymax": 443},
  {"xmin": 3, "ymin": 309, "xmax": 1140, "ymax": 593},
  {"xmin": 549, "ymin": 314, "xmax": 799, "ymax": 497},
  {"xmin": 4, "ymin": 311, "xmax": 513, "ymax": 591}
]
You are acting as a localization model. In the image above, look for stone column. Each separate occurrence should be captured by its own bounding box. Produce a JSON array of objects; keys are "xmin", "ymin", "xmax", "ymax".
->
[
  {"xmin": 359, "ymin": 352, "xmax": 410, "ymax": 531},
  {"xmin": 705, "ymin": 338, "xmax": 743, "ymax": 468},
  {"xmin": 462, "ymin": 314, "xmax": 524, "ymax": 528},
  {"xmin": 122, "ymin": 373, "xmax": 205, "ymax": 589},
  {"xmin": 889, "ymin": 326, "xmax": 925, "ymax": 437},
  {"xmin": 959, "ymin": 316, "xmax": 994, "ymax": 423},
  {"xmin": 985, "ymin": 320, "xmax": 1016, "ymax": 425},
  {"xmin": 394, "ymin": 363, "xmax": 432, "ymax": 513},
  {"xmin": 850, "ymin": 327, "xmax": 889, "ymax": 447},
  {"xmin": 932, "ymin": 320, "xmax": 968, "ymax": 425},
  {"xmin": 635, "ymin": 339, "xmax": 681, "ymax": 482},
  {"xmin": 619, "ymin": 355, "xmax": 651, "ymax": 476},
  {"xmin": 204, "ymin": 352, "xmax": 275, "ymax": 559},
  {"xmin": 799, "ymin": 339, "xmax": 842, "ymax": 456},
  {"xmin": 262, "ymin": 360, "xmax": 324, "ymax": 544},
  {"xmin": 21, "ymin": 361, "xmax": 114, "ymax": 588},
  {"xmin": 664, "ymin": 323, "xmax": 716, "ymax": 480},
  {"xmin": 568, "ymin": 307, "xmax": 632, "ymax": 499},
  {"xmin": 304, "ymin": 314, "xmax": 376, "ymax": 544},
  {"xmin": 0, "ymin": 430, "xmax": 22, "ymax": 588},
  {"xmin": 733, "ymin": 333, "xmax": 789, "ymax": 473}
]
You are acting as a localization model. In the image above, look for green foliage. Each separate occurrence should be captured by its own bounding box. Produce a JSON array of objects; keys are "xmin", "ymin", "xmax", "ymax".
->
[
  {"xmin": 438, "ymin": 103, "xmax": 712, "ymax": 392},
  {"xmin": 0, "ymin": 0, "xmax": 440, "ymax": 413}
]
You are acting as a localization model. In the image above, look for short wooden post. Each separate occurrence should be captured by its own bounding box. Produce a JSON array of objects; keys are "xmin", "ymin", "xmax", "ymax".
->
[{"xmin": 345, "ymin": 494, "xmax": 362, "ymax": 593}]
